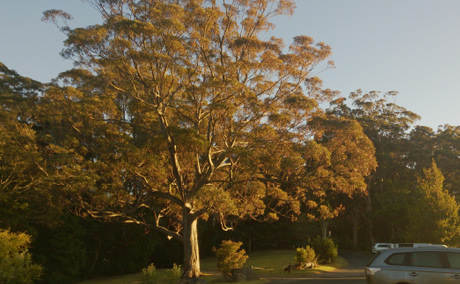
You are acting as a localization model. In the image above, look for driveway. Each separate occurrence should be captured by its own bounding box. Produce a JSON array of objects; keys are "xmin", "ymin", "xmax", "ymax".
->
[{"xmin": 265, "ymin": 250, "xmax": 372, "ymax": 284}]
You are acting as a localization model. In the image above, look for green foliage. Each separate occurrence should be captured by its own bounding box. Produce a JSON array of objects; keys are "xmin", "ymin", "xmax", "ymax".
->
[
  {"xmin": 406, "ymin": 161, "xmax": 460, "ymax": 244},
  {"xmin": 33, "ymin": 214, "xmax": 87, "ymax": 283},
  {"xmin": 83, "ymin": 222, "xmax": 159, "ymax": 277},
  {"xmin": 0, "ymin": 229, "xmax": 42, "ymax": 284},
  {"xmin": 295, "ymin": 246, "xmax": 316, "ymax": 266},
  {"xmin": 141, "ymin": 262, "xmax": 181, "ymax": 284},
  {"xmin": 142, "ymin": 263, "xmax": 157, "ymax": 284},
  {"xmin": 166, "ymin": 263, "xmax": 182, "ymax": 284},
  {"xmin": 216, "ymin": 240, "xmax": 249, "ymax": 279},
  {"xmin": 326, "ymin": 90, "xmax": 443, "ymax": 247},
  {"xmin": 31, "ymin": 220, "xmax": 161, "ymax": 283},
  {"xmin": 434, "ymin": 125, "xmax": 460, "ymax": 194},
  {"xmin": 311, "ymin": 237, "xmax": 338, "ymax": 264},
  {"xmin": 0, "ymin": 63, "xmax": 60, "ymax": 233}
]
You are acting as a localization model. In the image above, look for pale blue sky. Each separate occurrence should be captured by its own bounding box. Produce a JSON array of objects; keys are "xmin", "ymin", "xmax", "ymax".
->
[{"xmin": 1, "ymin": 0, "xmax": 459, "ymax": 130}]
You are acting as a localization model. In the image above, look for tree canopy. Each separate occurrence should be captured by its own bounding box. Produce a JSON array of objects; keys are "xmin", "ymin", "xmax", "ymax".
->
[{"xmin": 39, "ymin": 0, "xmax": 375, "ymax": 279}]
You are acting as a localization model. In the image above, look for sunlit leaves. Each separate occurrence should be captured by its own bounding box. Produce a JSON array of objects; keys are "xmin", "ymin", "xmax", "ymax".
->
[
  {"xmin": 42, "ymin": 9, "xmax": 73, "ymax": 33},
  {"xmin": 309, "ymin": 115, "xmax": 377, "ymax": 194},
  {"xmin": 195, "ymin": 185, "xmax": 239, "ymax": 218},
  {"xmin": 42, "ymin": 1, "xmax": 340, "ymax": 258},
  {"xmin": 406, "ymin": 161, "xmax": 460, "ymax": 243}
]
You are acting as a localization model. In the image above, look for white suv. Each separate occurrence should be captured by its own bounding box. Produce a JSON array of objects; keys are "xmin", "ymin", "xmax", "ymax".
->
[{"xmin": 366, "ymin": 246, "xmax": 460, "ymax": 284}]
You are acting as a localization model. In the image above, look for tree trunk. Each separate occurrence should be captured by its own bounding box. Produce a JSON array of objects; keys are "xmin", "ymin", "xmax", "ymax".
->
[
  {"xmin": 365, "ymin": 176, "xmax": 376, "ymax": 245},
  {"xmin": 320, "ymin": 219, "xmax": 328, "ymax": 239},
  {"xmin": 352, "ymin": 213, "xmax": 359, "ymax": 249},
  {"xmin": 182, "ymin": 211, "xmax": 200, "ymax": 279},
  {"xmin": 364, "ymin": 193, "xmax": 376, "ymax": 245}
]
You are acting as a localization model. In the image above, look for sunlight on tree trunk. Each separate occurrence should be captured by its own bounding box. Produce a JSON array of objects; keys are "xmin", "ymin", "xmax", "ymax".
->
[{"xmin": 182, "ymin": 211, "xmax": 200, "ymax": 279}]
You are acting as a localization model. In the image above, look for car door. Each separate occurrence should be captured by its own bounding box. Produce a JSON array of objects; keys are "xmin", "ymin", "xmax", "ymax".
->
[
  {"xmin": 444, "ymin": 252, "xmax": 460, "ymax": 282},
  {"xmin": 407, "ymin": 251, "xmax": 457, "ymax": 284}
]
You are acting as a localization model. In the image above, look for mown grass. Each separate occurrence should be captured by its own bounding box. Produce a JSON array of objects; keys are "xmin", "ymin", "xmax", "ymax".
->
[
  {"xmin": 77, "ymin": 273, "xmax": 143, "ymax": 284},
  {"xmin": 78, "ymin": 249, "xmax": 346, "ymax": 284}
]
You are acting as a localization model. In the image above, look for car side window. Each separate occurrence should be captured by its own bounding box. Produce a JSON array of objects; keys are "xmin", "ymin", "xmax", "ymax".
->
[
  {"xmin": 412, "ymin": 252, "xmax": 443, "ymax": 268},
  {"xmin": 446, "ymin": 252, "xmax": 460, "ymax": 269},
  {"xmin": 385, "ymin": 253, "xmax": 407, "ymax": 265}
]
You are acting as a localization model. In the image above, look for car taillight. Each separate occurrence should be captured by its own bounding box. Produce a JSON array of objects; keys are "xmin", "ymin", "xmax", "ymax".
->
[{"xmin": 366, "ymin": 267, "xmax": 382, "ymax": 276}]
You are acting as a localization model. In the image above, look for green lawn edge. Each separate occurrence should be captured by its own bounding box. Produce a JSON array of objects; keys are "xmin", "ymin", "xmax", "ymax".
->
[{"xmin": 77, "ymin": 249, "xmax": 347, "ymax": 284}]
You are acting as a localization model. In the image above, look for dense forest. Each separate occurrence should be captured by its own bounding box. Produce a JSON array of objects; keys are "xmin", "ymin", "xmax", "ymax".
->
[{"xmin": 1, "ymin": 0, "xmax": 460, "ymax": 283}]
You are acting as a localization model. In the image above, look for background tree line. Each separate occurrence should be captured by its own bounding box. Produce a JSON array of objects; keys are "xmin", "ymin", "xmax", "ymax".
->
[{"xmin": 1, "ymin": 0, "xmax": 460, "ymax": 283}]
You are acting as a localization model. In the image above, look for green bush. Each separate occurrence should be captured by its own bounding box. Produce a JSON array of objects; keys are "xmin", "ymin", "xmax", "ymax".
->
[
  {"xmin": 295, "ymin": 245, "xmax": 316, "ymax": 266},
  {"xmin": 142, "ymin": 263, "xmax": 157, "ymax": 284},
  {"xmin": 216, "ymin": 240, "xmax": 249, "ymax": 279},
  {"xmin": 311, "ymin": 237, "xmax": 338, "ymax": 264},
  {"xmin": 166, "ymin": 263, "xmax": 182, "ymax": 284},
  {"xmin": 142, "ymin": 262, "xmax": 181, "ymax": 284},
  {"xmin": 0, "ymin": 229, "xmax": 42, "ymax": 284}
]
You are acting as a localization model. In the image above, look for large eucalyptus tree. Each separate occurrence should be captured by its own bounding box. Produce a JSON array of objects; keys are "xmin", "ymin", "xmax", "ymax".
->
[{"xmin": 43, "ymin": 0, "xmax": 339, "ymax": 279}]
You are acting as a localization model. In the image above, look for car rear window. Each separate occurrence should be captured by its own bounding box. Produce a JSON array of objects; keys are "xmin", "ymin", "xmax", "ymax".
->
[
  {"xmin": 385, "ymin": 253, "xmax": 407, "ymax": 265},
  {"xmin": 367, "ymin": 252, "xmax": 381, "ymax": 266}
]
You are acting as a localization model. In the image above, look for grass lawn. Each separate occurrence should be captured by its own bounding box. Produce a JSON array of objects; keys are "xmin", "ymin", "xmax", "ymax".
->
[{"xmin": 78, "ymin": 249, "xmax": 346, "ymax": 284}]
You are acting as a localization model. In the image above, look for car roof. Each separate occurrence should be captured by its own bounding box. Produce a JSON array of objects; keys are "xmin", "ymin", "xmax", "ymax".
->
[{"xmin": 379, "ymin": 246, "xmax": 460, "ymax": 254}]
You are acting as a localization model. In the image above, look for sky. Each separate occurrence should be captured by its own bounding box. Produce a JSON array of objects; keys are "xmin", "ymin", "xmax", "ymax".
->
[{"xmin": 1, "ymin": 0, "xmax": 459, "ymax": 130}]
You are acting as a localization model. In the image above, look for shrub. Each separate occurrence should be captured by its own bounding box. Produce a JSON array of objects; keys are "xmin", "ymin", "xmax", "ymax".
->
[
  {"xmin": 311, "ymin": 237, "xmax": 338, "ymax": 264},
  {"xmin": 216, "ymin": 240, "xmax": 249, "ymax": 279},
  {"xmin": 142, "ymin": 263, "xmax": 157, "ymax": 284},
  {"xmin": 166, "ymin": 263, "xmax": 182, "ymax": 284},
  {"xmin": 295, "ymin": 245, "xmax": 316, "ymax": 266},
  {"xmin": 0, "ymin": 229, "xmax": 42, "ymax": 284}
]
